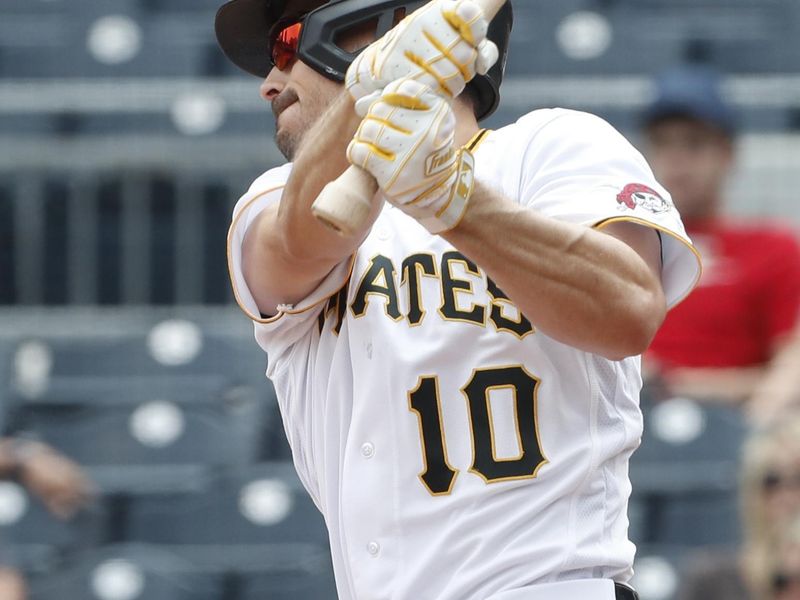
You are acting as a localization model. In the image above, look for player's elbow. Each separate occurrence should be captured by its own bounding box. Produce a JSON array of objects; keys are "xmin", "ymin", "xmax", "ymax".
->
[{"xmin": 604, "ymin": 290, "xmax": 667, "ymax": 361}]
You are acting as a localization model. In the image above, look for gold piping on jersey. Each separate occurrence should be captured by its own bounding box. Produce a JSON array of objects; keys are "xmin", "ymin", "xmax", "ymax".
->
[
  {"xmin": 226, "ymin": 184, "xmax": 356, "ymax": 325},
  {"xmin": 408, "ymin": 375, "xmax": 460, "ymax": 497},
  {"xmin": 592, "ymin": 216, "xmax": 703, "ymax": 309},
  {"xmin": 465, "ymin": 128, "xmax": 491, "ymax": 153},
  {"xmin": 400, "ymin": 252, "xmax": 439, "ymax": 327},
  {"xmin": 461, "ymin": 364, "xmax": 549, "ymax": 485}
]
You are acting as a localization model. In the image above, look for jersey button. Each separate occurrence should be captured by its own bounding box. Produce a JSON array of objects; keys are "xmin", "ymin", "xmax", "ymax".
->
[
  {"xmin": 361, "ymin": 443, "xmax": 375, "ymax": 458},
  {"xmin": 367, "ymin": 541, "xmax": 380, "ymax": 556}
]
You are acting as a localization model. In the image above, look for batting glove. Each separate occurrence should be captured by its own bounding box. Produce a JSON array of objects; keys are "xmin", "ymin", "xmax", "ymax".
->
[
  {"xmin": 347, "ymin": 78, "xmax": 476, "ymax": 234},
  {"xmin": 346, "ymin": 0, "xmax": 499, "ymax": 105}
]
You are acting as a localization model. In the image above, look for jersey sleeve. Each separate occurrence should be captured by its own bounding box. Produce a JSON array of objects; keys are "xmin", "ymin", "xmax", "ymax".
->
[
  {"xmin": 518, "ymin": 110, "xmax": 702, "ymax": 309},
  {"xmin": 227, "ymin": 164, "xmax": 354, "ymax": 362}
]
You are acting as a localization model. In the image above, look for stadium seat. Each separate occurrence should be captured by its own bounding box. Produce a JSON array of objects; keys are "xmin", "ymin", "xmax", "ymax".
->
[
  {"xmin": 14, "ymin": 397, "xmax": 264, "ymax": 467},
  {"xmin": 652, "ymin": 492, "xmax": 741, "ymax": 547},
  {"xmin": 12, "ymin": 322, "xmax": 268, "ymax": 380},
  {"xmin": 0, "ymin": 480, "xmax": 108, "ymax": 571},
  {"xmin": 238, "ymin": 559, "xmax": 339, "ymax": 600},
  {"xmin": 629, "ymin": 399, "xmax": 746, "ymax": 547},
  {"xmin": 632, "ymin": 399, "xmax": 747, "ymax": 485},
  {"xmin": 17, "ymin": 374, "xmax": 232, "ymax": 407},
  {"xmin": 140, "ymin": 0, "xmax": 223, "ymax": 12},
  {"xmin": 630, "ymin": 545, "xmax": 687, "ymax": 600},
  {"xmin": 28, "ymin": 543, "xmax": 224, "ymax": 600},
  {"xmin": 124, "ymin": 463, "xmax": 329, "ymax": 550},
  {"xmin": 627, "ymin": 496, "xmax": 647, "ymax": 546}
]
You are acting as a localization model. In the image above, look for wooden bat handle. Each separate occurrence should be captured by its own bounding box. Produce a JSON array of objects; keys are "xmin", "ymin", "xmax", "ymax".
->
[
  {"xmin": 312, "ymin": 165, "xmax": 379, "ymax": 235},
  {"xmin": 311, "ymin": 0, "xmax": 508, "ymax": 237}
]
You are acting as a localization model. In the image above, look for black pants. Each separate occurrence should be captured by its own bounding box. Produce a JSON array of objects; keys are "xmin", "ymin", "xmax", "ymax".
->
[{"xmin": 615, "ymin": 583, "xmax": 640, "ymax": 600}]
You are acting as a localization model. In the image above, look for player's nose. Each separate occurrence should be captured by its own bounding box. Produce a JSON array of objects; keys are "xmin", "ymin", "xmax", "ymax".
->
[{"xmin": 260, "ymin": 69, "xmax": 286, "ymax": 102}]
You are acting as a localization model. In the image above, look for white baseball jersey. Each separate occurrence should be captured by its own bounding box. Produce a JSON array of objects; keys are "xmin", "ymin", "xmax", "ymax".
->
[{"xmin": 228, "ymin": 108, "xmax": 701, "ymax": 600}]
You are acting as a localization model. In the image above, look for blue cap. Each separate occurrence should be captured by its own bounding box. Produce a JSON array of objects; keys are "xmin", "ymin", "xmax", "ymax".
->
[{"xmin": 643, "ymin": 65, "xmax": 736, "ymax": 135}]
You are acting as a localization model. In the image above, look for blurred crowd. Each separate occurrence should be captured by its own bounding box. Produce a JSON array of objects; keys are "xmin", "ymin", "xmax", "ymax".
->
[
  {"xmin": 0, "ymin": 438, "xmax": 93, "ymax": 600},
  {"xmin": 640, "ymin": 66, "xmax": 800, "ymax": 600}
]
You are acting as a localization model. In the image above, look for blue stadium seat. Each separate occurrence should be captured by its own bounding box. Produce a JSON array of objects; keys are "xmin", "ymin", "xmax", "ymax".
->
[
  {"xmin": 28, "ymin": 543, "xmax": 224, "ymax": 600},
  {"xmin": 630, "ymin": 545, "xmax": 687, "ymax": 600},
  {"xmin": 653, "ymin": 492, "xmax": 741, "ymax": 547},
  {"xmin": 140, "ymin": 0, "xmax": 222, "ymax": 12},
  {"xmin": 627, "ymin": 496, "xmax": 647, "ymax": 546},
  {"xmin": 11, "ymin": 326, "xmax": 272, "ymax": 394},
  {"xmin": 0, "ymin": 481, "xmax": 107, "ymax": 571},
  {"xmin": 124, "ymin": 463, "xmax": 329, "ymax": 550},
  {"xmin": 238, "ymin": 560, "xmax": 339, "ymax": 600},
  {"xmin": 632, "ymin": 399, "xmax": 747, "ymax": 484},
  {"xmin": 504, "ymin": 0, "xmax": 800, "ymax": 77},
  {"xmin": 14, "ymin": 372, "xmax": 237, "ymax": 407},
  {"xmin": 630, "ymin": 399, "xmax": 746, "ymax": 547},
  {"xmin": 15, "ymin": 396, "xmax": 264, "ymax": 467}
]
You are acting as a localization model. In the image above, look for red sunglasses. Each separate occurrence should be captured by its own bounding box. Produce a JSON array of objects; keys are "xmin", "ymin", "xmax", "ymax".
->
[{"xmin": 268, "ymin": 21, "xmax": 303, "ymax": 71}]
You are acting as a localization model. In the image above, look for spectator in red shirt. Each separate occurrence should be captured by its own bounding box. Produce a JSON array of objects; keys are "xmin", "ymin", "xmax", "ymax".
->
[{"xmin": 642, "ymin": 65, "xmax": 800, "ymax": 422}]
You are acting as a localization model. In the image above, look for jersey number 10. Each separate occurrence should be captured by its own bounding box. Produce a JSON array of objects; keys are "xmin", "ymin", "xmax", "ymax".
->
[{"xmin": 408, "ymin": 365, "xmax": 548, "ymax": 496}]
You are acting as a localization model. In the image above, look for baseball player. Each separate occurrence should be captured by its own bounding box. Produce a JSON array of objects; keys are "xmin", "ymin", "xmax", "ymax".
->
[{"xmin": 216, "ymin": 1, "xmax": 701, "ymax": 598}]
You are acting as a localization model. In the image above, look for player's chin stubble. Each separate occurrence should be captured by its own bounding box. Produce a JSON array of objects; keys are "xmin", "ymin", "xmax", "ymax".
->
[
  {"xmin": 272, "ymin": 88, "xmax": 302, "ymax": 160},
  {"xmin": 272, "ymin": 87, "xmax": 335, "ymax": 162}
]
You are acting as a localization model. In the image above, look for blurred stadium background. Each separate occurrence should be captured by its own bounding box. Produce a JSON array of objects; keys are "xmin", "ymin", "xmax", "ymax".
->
[{"xmin": 0, "ymin": 0, "xmax": 798, "ymax": 599}]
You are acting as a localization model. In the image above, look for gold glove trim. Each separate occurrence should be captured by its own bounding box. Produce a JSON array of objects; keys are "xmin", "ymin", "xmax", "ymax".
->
[
  {"xmin": 382, "ymin": 92, "xmax": 432, "ymax": 110},
  {"xmin": 443, "ymin": 9, "xmax": 477, "ymax": 46},
  {"xmin": 423, "ymin": 30, "xmax": 472, "ymax": 82},
  {"xmin": 403, "ymin": 51, "xmax": 454, "ymax": 98},
  {"xmin": 365, "ymin": 116, "xmax": 413, "ymax": 135},
  {"xmin": 361, "ymin": 141, "xmax": 396, "ymax": 161}
]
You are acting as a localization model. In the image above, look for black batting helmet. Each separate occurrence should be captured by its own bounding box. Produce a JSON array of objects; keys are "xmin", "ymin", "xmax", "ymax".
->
[{"xmin": 215, "ymin": 0, "xmax": 513, "ymax": 120}]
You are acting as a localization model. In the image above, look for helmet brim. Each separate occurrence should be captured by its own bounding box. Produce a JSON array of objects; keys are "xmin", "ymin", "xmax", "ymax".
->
[{"xmin": 215, "ymin": 0, "xmax": 325, "ymax": 77}]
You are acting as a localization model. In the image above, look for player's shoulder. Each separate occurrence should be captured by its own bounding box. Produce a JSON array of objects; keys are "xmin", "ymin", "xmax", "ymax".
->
[
  {"xmin": 493, "ymin": 108, "xmax": 636, "ymax": 156},
  {"xmin": 489, "ymin": 108, "xmax": 647, "ymax": 174},
  {"xmin": 496, "ymin": 108, "xmax": 621, "ymax": 139},
  {"xmin": 231, "ymin": 162, "xmax": 293, "ymax": 219},
  {"xmin": 246, "ymin": 162, "xmax": 293, "ymax": 195}
]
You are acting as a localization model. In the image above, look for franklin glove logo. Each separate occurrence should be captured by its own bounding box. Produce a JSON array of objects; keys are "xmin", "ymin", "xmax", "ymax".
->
[{"xmin": 425, "ymin": 147, "xmax": 456, "ymax": 177}]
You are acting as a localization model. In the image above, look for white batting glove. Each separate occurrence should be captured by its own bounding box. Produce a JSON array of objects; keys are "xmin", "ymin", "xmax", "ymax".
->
[
  {"xmin": 346, "ymin": 0, "xmax": 499, "ymax": 104},
  {"xmin": 347, "ymin": 79, "xmax": 476, "ymax": 234}
]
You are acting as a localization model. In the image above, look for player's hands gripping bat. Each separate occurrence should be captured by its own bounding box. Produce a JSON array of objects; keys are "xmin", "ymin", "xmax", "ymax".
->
[
  {"xmin": 347, "ymin": 78, "xmax": 474, "ymax": 233},
  {"xmin": 311, "ymin": 0, "xmax": 507, "ymax": 236},
  {"xmin": 346, "ymin": 0, "xmax": 499, "ymax": 104}
]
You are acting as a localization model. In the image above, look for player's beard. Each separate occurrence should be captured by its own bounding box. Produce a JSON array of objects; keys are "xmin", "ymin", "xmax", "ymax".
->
[
  {"xmin": 272, "ymin": 87, "xmax": 331, "ymax": 162},
  {"xmin": 272, "ymin": 88, "xmax": 302, "ymax": 160}
]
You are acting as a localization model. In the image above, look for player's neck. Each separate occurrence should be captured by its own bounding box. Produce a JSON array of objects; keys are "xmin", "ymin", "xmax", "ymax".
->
[{"xmin": 453, "ymin": 99, "xmax": 481, "ymax": 148}]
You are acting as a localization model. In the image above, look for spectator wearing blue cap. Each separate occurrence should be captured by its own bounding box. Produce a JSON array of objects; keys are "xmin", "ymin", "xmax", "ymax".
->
[{"xmin": 642, "ymin": 65, "xmax": 800, "ymax": 423}]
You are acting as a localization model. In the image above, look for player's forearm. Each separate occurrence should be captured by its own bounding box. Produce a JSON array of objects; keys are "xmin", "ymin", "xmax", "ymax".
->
[
  {"xmin": 277, "ymin": 91, "xmax": 377, "ymax": 262},
  {"xmin": 442, "ymin": 182, "xmax": 666, "ymax": 360},
  {"xmin": 243, "ymin": 92, "xmax": 381, "ymax": 314}
]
